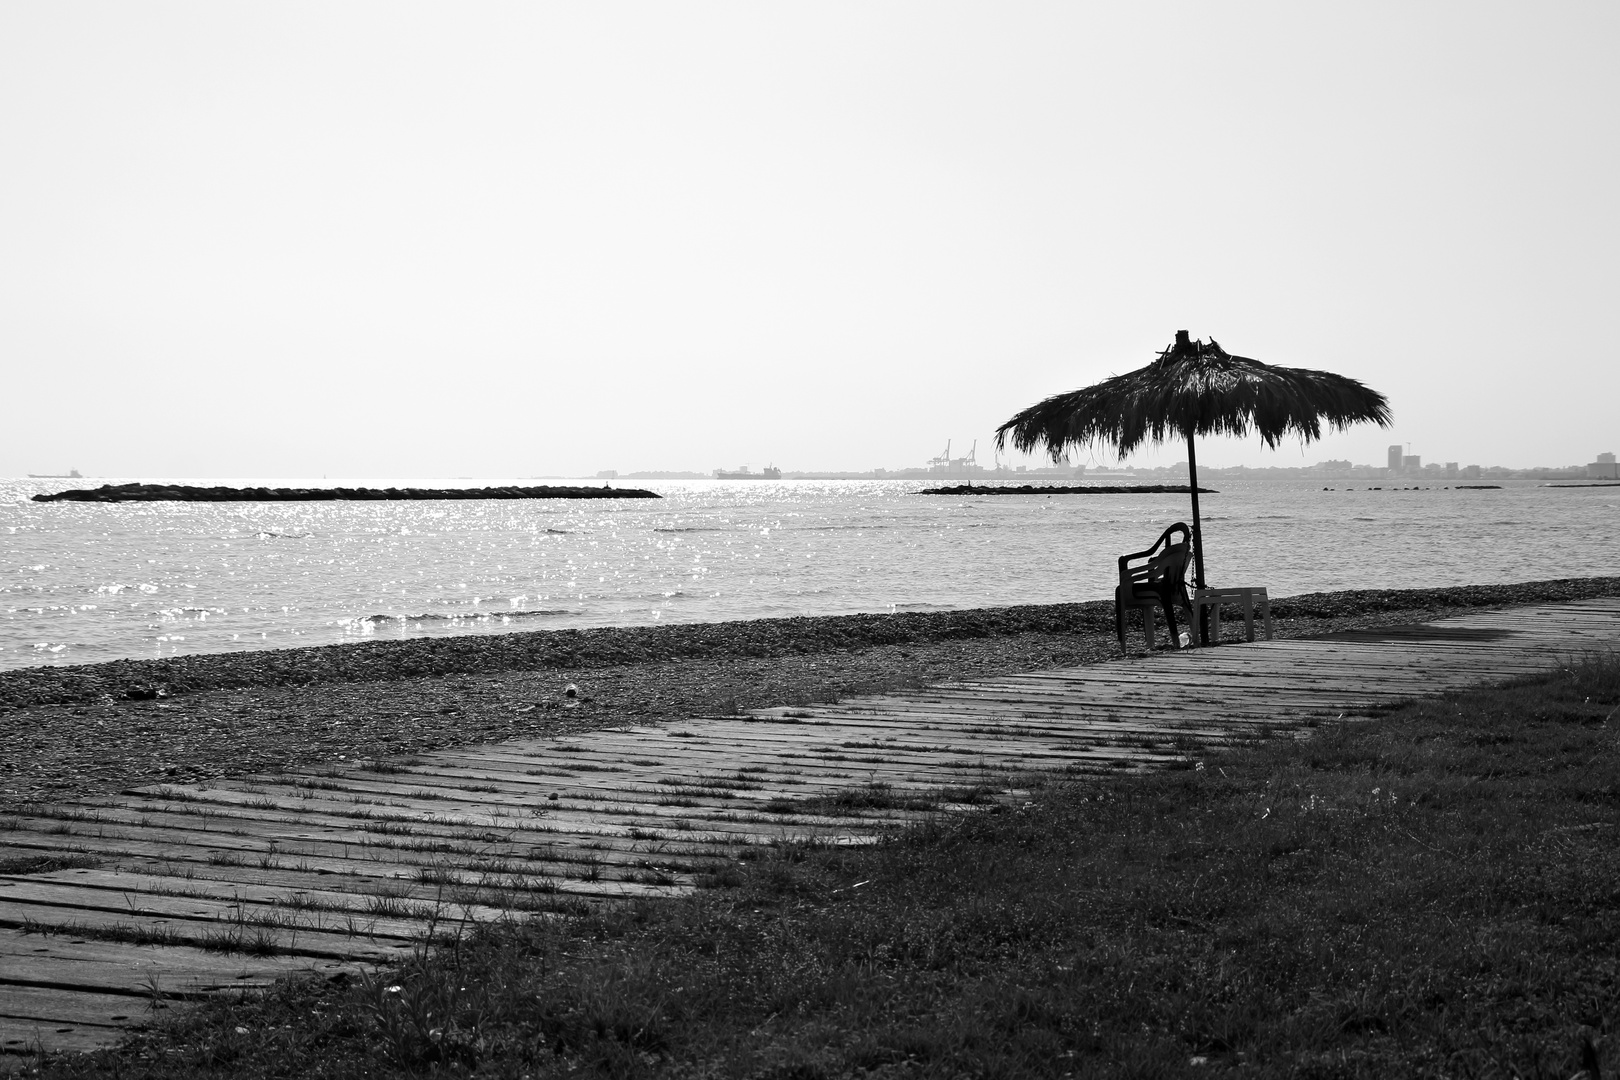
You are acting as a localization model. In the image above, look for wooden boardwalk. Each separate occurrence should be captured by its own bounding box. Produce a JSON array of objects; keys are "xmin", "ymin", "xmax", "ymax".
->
[{"xmin": 4, "ymin": 598, "xmax": 1618, "ymax": 1057}]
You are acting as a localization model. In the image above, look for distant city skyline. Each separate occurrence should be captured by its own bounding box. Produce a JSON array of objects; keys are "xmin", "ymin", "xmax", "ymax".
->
[
  {"xmin": 588, "ymin": 447, "xmax": 1613, "ymax": 482},
  {"xmin": 2, "ymin": 4, "xmax": 1615, "ymax": 479},
  {"xmin": 17, "ymin": 438, "xmax": 1617, "ymax": 482}
]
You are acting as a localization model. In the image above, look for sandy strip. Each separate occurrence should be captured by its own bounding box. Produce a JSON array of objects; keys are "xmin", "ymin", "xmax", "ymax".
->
[{"xmin": 3, "ymin": 577, "xmax": 1616, "ymax": 810}]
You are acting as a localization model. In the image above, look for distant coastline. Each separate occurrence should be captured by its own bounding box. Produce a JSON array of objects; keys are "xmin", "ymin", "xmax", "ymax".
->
[{"xmin": 31, "ymin": 482, "xmax": 661, "ymax": 503}]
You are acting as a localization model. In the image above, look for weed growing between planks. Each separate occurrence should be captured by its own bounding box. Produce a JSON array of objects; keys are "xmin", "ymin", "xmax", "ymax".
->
[
  {"xmin": 0, "ymin": 852, "xmax": 99, "ymax": 875},
  {"xmin": 18, "ymin": 654, "xmax": 1620, "ymax": 1078}
]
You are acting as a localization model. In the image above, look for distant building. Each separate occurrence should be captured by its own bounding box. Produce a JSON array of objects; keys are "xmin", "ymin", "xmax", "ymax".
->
[
  {"xmin": 1445, "ymin": 462, "xmax": 1459, "ymax": 476},
  {"xmin": 1403, "ymin": 455, "xmax": 1421, "ymax": 470},
  {"xmin": 596, "ymin": 470, "xmax": 618, "ymax": 479},
  {"xmin": 1462, "ymin": 465, "xmax": 1481, "ymax": 479},
  {"xmin": 1589, "ymin": 452, "xmax": 1619, "ymax": 480},
  {"xmin": 1387, "ymin": 445, "xmax": 1404, "ymax": 471}
]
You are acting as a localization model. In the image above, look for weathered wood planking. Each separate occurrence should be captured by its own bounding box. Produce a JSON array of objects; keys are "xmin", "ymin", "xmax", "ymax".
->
[{"xmin": 5, "ymin": 598, "xmax": 1619, "ymax": 1058}]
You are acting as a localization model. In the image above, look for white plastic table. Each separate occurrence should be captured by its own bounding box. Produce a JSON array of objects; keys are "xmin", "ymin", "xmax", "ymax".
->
[{"xmin": 1193, "ymin": 587, "xmax": 1273, "ymax": 646}]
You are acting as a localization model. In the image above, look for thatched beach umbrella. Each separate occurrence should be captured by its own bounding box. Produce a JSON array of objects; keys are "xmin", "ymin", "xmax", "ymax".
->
[{"xmin": 994, "ymin": 330, "xmax": 1391, "ymax": 592}]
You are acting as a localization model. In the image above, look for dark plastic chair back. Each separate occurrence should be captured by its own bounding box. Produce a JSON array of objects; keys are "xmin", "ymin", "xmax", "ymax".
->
[{"xmin": 1115, "ymin": 522, "xmax": 1194, "ymax": 649}]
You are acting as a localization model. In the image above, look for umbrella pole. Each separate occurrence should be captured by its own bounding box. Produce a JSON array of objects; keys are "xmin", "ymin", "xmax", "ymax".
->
[
  {"xmin": 1185, "ymin": 431, "xmax": 1207, "ymax": 590},
  {"xmin": 1186, "ymin": 431, "xmax": 1209, "ymax": 645}
]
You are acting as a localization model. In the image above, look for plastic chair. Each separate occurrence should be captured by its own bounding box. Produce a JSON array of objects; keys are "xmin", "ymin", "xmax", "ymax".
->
[{"xmin": 1115, "ymin": 522, "xmax": 1194, "ymax": 651}]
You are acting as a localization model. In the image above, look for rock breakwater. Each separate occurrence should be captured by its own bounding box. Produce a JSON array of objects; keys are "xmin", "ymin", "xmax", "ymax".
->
[{"xmin": 31, "ymin": 482, "xmax": 660, "ymax": 503}]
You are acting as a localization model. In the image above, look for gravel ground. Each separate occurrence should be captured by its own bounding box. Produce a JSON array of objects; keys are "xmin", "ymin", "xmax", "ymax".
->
[{"xmin": 3, "ymin": 577, "xmax": 1616, "ymax": 810}]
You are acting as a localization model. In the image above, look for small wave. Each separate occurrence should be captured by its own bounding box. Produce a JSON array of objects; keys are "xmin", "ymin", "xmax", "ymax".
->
[
  {"xmin": 354, "ymin": 608, "xmax": 574, "ymax": 626},
  {"xmin": 253, "ymin": 531, "xmax": 310, "ymax": 539},
  {"xmin": 156, "ymin": 606, "xmax": 226, "ymax": 621},
  {"xmin": 653, "ymin": 527, "xmax": 726, "ymax": 533},
  {"xmin": 791, "ymin": 524, "xmax": 888, "ymax": 532},
  {"xmin": 1352, "ymin": 517, "xmax": 1377, "ymax": 522}
]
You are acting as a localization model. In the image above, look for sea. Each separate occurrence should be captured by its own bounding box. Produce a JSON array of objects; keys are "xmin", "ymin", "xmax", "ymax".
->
[{"xmin": 2, "ymin": 476, "xmax": 1616, "ymax": 672}]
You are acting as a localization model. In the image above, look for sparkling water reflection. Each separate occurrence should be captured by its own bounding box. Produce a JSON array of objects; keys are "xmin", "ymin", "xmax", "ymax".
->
[{"xmin": 2, "ymin": 476, "xmax": 1615, "ymax": 669}]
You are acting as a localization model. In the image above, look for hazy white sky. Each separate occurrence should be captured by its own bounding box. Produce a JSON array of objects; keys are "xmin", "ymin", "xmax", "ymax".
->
[{"xmin": 3, "ymin": 2, "xmax": 1616, "ymax": 477}]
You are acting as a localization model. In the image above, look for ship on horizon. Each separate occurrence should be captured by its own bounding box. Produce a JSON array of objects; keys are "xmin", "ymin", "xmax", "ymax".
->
[
  {"xmin": 861, "ymin": 441, "xmax": 1084, "ymax": 480},
  {"xmin": 27, "ymin": 468, "xmax": 82, "ymax": 479},
  {"xmin": 713, "ymin": 465, "xmax": 782, "ymax": 480}
]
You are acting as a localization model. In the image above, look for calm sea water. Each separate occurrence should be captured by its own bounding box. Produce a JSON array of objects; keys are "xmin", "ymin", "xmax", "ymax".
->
[{"xmin": 2, "ymin": 476, "xmax": 1616, "ymax": 671}]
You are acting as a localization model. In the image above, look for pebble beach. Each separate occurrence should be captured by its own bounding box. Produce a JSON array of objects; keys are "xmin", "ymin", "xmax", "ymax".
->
[{"xmin": 4, "ymin": 576, "xmax": 1617, "ymax": 810}]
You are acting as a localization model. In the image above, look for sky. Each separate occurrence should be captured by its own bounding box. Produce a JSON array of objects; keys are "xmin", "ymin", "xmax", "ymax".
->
[{"xmin": 2, "ymin": 2, "xmax": 1616, "ymax": 478}]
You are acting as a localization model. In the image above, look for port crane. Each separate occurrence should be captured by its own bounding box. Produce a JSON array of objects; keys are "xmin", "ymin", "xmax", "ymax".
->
[{"xmin": 927, "ymin": 440, "xmax": 979, "ymax": 472}]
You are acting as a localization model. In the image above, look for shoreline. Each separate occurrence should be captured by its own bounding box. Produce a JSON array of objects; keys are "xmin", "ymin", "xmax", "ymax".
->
[
  {"xmin": 4, "ymin": 576, "xmax": 1618, "ymax": 710},
  {"xmin": 2, "ymin": 575, "xmax": 1617, "ymax": 810}
]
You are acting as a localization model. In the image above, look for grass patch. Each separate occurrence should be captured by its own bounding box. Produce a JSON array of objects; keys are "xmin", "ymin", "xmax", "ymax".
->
[
  {"xmin": 19, "ymin": 918, "xmax": 184, "ymax": 949},
  {"xmin": 655, "ymin": 776, "xmax": 760, "ymax": 791},
  {"xmin": 789, "ymin": 781, "xmax": 944, "ymax": 815},
  {"xmin": 25, "ymin": 654, "xmax": 1620, "ymax": 1078},
  {"xmin": 658, "ymin": 786, "xmax": 736, "ymax": 801},
  {"xmin": 0, "ymin": 852, "xmax": 100, "ymax": 875}
]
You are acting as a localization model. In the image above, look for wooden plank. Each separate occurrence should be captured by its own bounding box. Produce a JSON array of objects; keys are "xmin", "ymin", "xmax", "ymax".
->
[
  {"xmin": 771, "ymin": 696, "xmax": 1345, "ymax": 720},
  {"xmin": 1, "ymin": 958, "xmax": 280, "ymax": 995},
  {"xmin": 0, "ymin": 849, "xmax": 690, "ymax": 905},
  {"xmin": 276, "ymin": 749, "xmax": 1109, "ymax": 792},
  {"xmin": 2, "ymin": 1017, "xmax": 130, "ymax": 1055},
  {"xmin": 0, "ymin": 905, "xmax": 418, "ymax": 963},
  {"xmin": 0, "ymin": 989, "xmax": 152, "ymax": 1026},
  {"xmin": 105, "ymin": 764, "xmax": 1061, "ymax": 822},
  {"xmin": 7, "ymin": 797, "xmax": 748, "ymax": 853},
  {"xmin": 0, "ymin": 879, "xmax": 436, "ymax": 942},
  {"xmin": 2, "ymin": 870, "xmax": 519, "ymax": 925},
  {"xmin": 0, "ymin": 928, "xmax": 351, "ymax": 990},
  {"xmin": 0, "ymin": 810, "xmax": 799, "ymax": 861},
  {"xmin": 0, "ymin": 986, "xmax": 148, "ymax": 1033}
]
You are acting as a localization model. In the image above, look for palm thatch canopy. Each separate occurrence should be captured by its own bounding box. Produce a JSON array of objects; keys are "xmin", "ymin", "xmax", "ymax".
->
[
  {"xmin": 995, "ymin": 331, "xmax": 1390, "ymax": 595},
  {"xmin": 995, "ymin": 331, "xmax": 1391, "ymax": 462}
]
